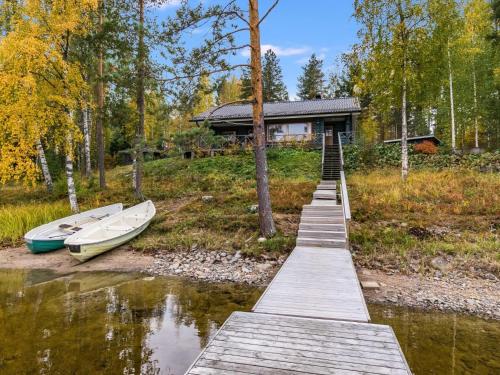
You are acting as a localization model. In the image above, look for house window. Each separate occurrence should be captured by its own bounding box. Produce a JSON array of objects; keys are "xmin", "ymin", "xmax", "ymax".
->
[{"xmin": 267, "ymin": 123, "xmax": 311, "ymax": 142}]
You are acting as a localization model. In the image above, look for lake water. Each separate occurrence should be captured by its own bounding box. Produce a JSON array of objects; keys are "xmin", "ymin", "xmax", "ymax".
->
[{"xmin": 0, "ymin": 269, "xmax": 498, "ymax": 374}]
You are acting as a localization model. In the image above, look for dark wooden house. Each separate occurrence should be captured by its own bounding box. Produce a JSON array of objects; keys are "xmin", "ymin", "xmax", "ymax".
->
[{"xmin": 191, "ymin": 98, "xmax": 361, "ymax": 147}]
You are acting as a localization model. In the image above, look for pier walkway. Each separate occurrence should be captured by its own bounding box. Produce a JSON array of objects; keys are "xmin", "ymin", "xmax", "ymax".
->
[{"xmin": 186, "ymin": 150, "xmax": 412, "ymax": 374}]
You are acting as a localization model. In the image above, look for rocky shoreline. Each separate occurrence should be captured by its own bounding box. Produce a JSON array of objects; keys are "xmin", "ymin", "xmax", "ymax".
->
[
  {"xmin": 147, "ymin": 248, "xmax": 286, "ymax": 284},
  {"xmin": 148, "ymin": 249, "xmax": 500, "ymax": 321}
]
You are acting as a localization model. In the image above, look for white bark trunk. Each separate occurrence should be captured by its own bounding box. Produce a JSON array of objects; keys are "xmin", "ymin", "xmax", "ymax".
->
[
  {"xmin": 36, "ymin": 139, "xmax": 53, "ymax": 192},
  {"xmin": 83, "ymin": 107, "xmax": 92, "ymax": 177},
  {"xmin": 401, "ymin": 71, "xmax": 408, "ymax": 182},
  {"xmin": 66, "ymin": 134, "xmax": 79, "ymax": 213},
  {"xmin": 132, "ymin": 153, "xmax": 137, "ymax": 190},
  {"xmin": 472, "ymin": 62, "xmax": 479, "ymax": 148},
  {"xmin": 447, "ymin": 43, "xmax": 456, "ymax": 151}
]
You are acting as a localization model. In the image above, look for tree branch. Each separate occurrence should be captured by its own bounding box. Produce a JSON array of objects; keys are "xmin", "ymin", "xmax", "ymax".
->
[
  {"xmin": 258, "ymin": 0, "xmax": 280, "ymax": 26},
  {"xmin": 161, "ymin": 64, "xmax": 251, "ymax": 82},
  {"xmin": 202, "ymin": 99, "xmax": 254, "ymax": 121}
]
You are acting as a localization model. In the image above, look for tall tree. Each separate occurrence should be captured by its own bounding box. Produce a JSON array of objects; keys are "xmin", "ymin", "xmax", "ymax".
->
[
  {"xmin": 297, "ymin": 53, "xmax": 325, "ymax": 100},
  {"xmin": 462, "ymin": 0, "xmax": 493, "ymax": 149},
  {"xmin": 133, "ymin": 0, "xmax": 146, "ymax": 199},
  {"xmin": 96, "ymin": 0, "xmax": 106, "ymax": 189},
  {"xmin": 164, "ymin": 0, "xmax": 279, "ymax": 237},
  {"xmin": 239, "ymin": 65, "xmax": 253, "ymax": 100},
  {"xmin": 0, "ymin": 0, "xmax": 95, "ymax": 209},
  {"xmin": 355, "ymin": 0, "xmax": 428, "ymax": 181},
  {"xmin": 262, "ymin": 49, "xmax": 288, "ymax": 101},
  {"xmin": 249, "ymin": 0, "xmax": 276, "ymax": 237}
]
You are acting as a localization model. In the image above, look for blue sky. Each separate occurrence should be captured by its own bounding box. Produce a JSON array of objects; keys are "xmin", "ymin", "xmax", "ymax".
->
[{"xmin": 155, "ymin": 1, "xmax": 359, "ymax": 99}]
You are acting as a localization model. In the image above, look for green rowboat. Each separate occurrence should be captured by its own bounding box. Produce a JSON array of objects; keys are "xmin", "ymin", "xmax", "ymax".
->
[{"xmin": 24, "ymin": 203, "xmax": 123, "ymax": 254}]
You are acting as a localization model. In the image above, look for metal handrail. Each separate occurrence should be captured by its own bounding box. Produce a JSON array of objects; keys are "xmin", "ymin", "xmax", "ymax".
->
[
  {"xmin": 321, "ymin": 133, "xmax": 325, "ymax": 176},
  {"xmin": 337, "ymin": 133, "xmax": 351, "ymax": 222}
]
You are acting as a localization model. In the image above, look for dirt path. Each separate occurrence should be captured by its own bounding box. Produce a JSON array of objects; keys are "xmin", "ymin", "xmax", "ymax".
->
[{"xmin": 0, "ymin": 246, "xmax": 155, "ymax": 275}]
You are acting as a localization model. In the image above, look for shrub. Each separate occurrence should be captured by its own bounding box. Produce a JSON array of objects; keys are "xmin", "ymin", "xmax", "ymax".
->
[{"xmin": 414, "ymin": 140, "xmax": 438, "ymax": 154}]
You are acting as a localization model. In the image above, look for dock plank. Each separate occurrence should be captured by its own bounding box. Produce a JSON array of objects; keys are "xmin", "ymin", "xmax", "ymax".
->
[
  {"xmin": 252, "ymin": 247, "xmax": 370, "ymax": 322},
  {"xmin": 185, "ymin": 312, "xmax": 412, "ymax": 375}
]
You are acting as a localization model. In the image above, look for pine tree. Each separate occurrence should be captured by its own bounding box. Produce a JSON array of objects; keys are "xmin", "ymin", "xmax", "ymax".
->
[
  {"xmin": 239, "ymin": 65, "xmax": 253, "ymax": 100},
  {"xmin": 297, "ymin": 54, "xmax": 325, "ymax": 100},
  {"xmin": 262, "ymin": 49, "xmax": 288, "ymax": 101}
]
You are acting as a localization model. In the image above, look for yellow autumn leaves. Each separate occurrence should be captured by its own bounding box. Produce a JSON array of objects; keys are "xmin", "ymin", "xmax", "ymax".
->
[{"xmin": 0, "ymin": 0, "xmax": 98, "ymax": 184}]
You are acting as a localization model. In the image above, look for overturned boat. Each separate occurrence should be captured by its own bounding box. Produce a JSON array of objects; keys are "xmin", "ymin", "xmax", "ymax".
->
[{"xmin": 65, "ymin": 200, "xmax": 156, "ymax": 262}]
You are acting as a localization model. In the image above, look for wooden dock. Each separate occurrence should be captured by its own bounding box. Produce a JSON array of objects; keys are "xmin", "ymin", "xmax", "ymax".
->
[{"xmin": 185, "ymin": 180, "xmax": 412, "ymax": 374}]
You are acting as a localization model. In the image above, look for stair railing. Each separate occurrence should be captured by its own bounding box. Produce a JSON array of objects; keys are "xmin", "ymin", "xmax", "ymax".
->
[
  {"xmin": 338, "ymin": 132, "xmax": 351, "ymax": 245},
  {"xmin": 321, "ymin": 132, "xmax": 325, "ymax": 177}
]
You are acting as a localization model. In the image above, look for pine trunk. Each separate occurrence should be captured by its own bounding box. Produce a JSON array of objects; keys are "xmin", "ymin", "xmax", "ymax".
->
[
  {"xmin": 96, "ymin": 0, "xmax": 106, "ymax": 189},
  {"xmin": 83, "ymin": 107, "xmax": 92, "ymax": 178},
  {"xmin": 66, "ymin": 135, "xmax": 79, "ymax": 213},
  {"xmin": 36, "ymin": 139, "xmax": 53, "ymax": 193},
  {"xmin": 447, "ymin": 42, "xmax": 456, "ymax": 151},
  {"xmin": 249, "ymin": 0, "xmax": 276, "ymax": 237},
  {"xmin": 134, "ymin": 0, "xmax": 145, "ymax": 200}
]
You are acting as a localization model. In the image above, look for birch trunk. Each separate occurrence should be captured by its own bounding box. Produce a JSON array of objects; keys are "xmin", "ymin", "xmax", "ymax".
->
[
  {"xmin": 96, "ymin": 0, "xmax": 106, "ymax": 189},
  {"xmin": 66, "ymin": 135, "xmax": 79, "ymax": 213},
  {"xmin": 447, "ymin": 42, "xmax": 456, "ymax": 151},
  {"xmin": 36, "ymin": 139, "xmax": 53, "ymax": 193},
  {"xmin": 401, "ymin": 66, "xmax": 408, "ymax": 182},
  {"xmin": 134, "ymin": 0, "xmax": 145, "ymax": 199},
  {"xmin": 83, "ymin": 107, "xmax": 92, "ymax": 178},
  {"xmin": 472, "ymin": 61, "xmax": 479, "ymax": 148},
  {"xmin": 249, "ymin": 0, "xmax": 276, "ymax": 237}
]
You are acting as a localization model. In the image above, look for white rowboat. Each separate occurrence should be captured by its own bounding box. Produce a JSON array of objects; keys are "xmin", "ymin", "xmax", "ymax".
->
[
  {"xmin": 24, "ymin": 203, "xmax": 123, "ymax": 253},
  {"xmin": 65, "ymin": 200, "xmax": 156, "ymax": 262}
]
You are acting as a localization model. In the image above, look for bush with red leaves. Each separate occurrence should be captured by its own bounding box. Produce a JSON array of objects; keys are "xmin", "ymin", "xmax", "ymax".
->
[{"xmin": 414, "ymin": 140, "xmax": 438, "ymax": 154}]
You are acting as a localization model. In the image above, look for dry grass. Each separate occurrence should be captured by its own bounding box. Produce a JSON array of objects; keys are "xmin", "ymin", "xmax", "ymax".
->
[
  {"xmin": 0, "ymin": 149, "xmax": 319, "ymax": 256},
  {"xmin": 348, "ymin": 169, "xmax": 500, "ymax": 275}
]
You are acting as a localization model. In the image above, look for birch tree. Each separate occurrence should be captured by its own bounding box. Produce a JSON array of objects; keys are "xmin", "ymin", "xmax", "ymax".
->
[
  {"xmin": 0, "ymin": 0, "xmax": 96, "ymax": 207},
  {"xmin": 355, "ymin": 0, "xmax": 428, "ymax": 181}
]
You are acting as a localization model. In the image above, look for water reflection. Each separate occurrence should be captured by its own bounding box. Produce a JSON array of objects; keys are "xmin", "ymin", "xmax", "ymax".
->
[
  {"xmin": 370, "ymin": 304, "xmax": 500, "ymax": 375},
  {"xmin": 0, "ymin": 269, "xmax": 262, "ymax": 375}
]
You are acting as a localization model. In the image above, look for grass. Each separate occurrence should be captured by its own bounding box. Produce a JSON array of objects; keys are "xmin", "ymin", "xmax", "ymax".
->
[
  {"xmin": 0, "ymin": 148, "xmax": 320, "ymax": 256},
  {"xmin": 2, "ymin": 149, "xmax": 498, "ymax": 275},
  {"xmin": 348, "ymin": 169, "xmax": 500, "ymax": 274}
]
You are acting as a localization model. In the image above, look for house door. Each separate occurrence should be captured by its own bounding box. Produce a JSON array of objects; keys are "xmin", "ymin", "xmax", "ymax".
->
[{"xmin": 324, "ymin": 125, "xmax": 334, "ymax": 146}]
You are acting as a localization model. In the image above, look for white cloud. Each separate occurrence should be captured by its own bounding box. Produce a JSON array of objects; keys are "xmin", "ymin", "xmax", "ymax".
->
[
  {"xmin": 241, "ymin": 44, "xmax": 310, "ymax": 57},
  {"xmin": 156, "ymin": 0, "xmax": 182, "ymax": 9}
]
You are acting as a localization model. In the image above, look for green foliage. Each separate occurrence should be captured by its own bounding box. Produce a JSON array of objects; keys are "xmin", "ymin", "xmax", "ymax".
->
[
  {"xmin": 343, "ymin": 143, "xmax": 500, "ymax": 171},
  {"xmin": 297, "ymin": 54, "xmax": 325, "ymax": 100},
  {"xmin": 262, "ymin": 49, "xmax": 289, "ymax": 102},
  {"xmin": 171, "ymin": 125, "xmax": 223, "ymax": 153}
]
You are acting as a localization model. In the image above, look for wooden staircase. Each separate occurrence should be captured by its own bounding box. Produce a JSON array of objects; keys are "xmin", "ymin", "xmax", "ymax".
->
[{"xmin": 322, "ymin": 143, "xmax": 341, "ymax": 181}]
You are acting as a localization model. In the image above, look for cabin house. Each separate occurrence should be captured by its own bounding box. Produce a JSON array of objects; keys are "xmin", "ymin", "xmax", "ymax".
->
[{"xmin": 191, "ymin": 97, "xmax": 361, "ymax": 148}]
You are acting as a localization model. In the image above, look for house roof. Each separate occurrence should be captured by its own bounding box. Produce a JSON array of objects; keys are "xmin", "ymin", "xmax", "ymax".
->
[
  {"xmin": 384, "ymin": 135, "xmax": 442, "ymax": 145},
  {"xmin": 192, "ymin": 97, "xmax": 361, "ymax": 122}
]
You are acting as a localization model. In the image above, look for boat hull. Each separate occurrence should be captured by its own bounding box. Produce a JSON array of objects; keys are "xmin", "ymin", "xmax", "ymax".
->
[
  {"xmin": 68, "ymin": 221, "xmax": 151, "ymax": 262},
  {"xmin": 26, "ymin": 239, "xmax": 65, "ymax": 254}
]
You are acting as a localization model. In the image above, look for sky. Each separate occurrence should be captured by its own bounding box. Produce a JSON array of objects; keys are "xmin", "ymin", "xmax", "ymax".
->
[{"xmin": 155, "ymin": 1, "xmax": 360, "ymax": 99}]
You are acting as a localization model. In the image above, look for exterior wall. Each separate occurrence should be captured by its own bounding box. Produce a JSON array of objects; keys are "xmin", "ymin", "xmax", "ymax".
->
[
  {"xmin": 312, "ymin": 119, "xmax": 324, "ymax": 147},
  {"xmin": 209, "ymin": 114, "xmax": 358, "ymax": 146}
]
